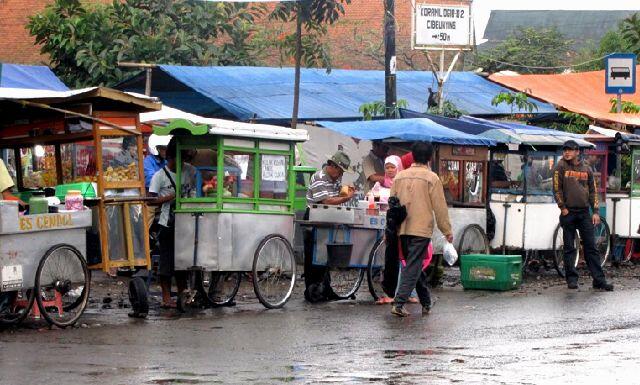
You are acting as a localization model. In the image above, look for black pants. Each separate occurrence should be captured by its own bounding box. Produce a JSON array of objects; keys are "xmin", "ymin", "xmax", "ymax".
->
[
  {"xmin": 383, "ymin": 230, "xmax": 400, "ymax": 298},
  {"xmin": 395, "ymin": 235, "xmax": 432, "ymax": 307},
  {"xmin": 158, "ymin": 225, "xmax": 187, "ymax": 283},
  {"xmin": 560, "ymin": 209, "xmax": 606, "ymax": 285}
]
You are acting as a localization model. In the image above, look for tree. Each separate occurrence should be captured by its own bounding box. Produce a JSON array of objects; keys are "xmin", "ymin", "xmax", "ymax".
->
[
  {"xmin": 621, "ymin": 13, "xmax": 640, "ymax": 56},
  {"xmin": 427, "ymin": 101, "xmax": 466, "ymax": 118},
  {"xmin": 268, "ymin": 0, "xmax": 351, "ymax": 128},
  {"xmin": 491, "ymin": 91, "xmax": 539, "ymax": 114},
  {"xmin": 474, "ymin": 27, "xmax": 572, "ymax": 74},
  {"xmin": 28, "ymin": 0, "xmax": 262, "ymax": 87},
  {"xmin": 572, "ymin": 29, "xmax": 629, "ymax": 71},
  {"xmin": 359, "ymin": 99, "xmax": 408, "ymax": 120}
]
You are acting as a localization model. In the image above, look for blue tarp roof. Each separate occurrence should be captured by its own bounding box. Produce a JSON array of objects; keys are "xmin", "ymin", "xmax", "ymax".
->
[
  {"xmin": 0, "ymin": 63, "xmax": 68, "ymax": 91},
  {"xmin": 316, "ymin": 118, "xmax": 496, "ymax": 146},
  {"xmin": 117, "ymin": 65, "xmax": 557, "ymax": 122},
  {"xmin": 399, "ymin": 108, "xmax": 498, "ymax": 135}
]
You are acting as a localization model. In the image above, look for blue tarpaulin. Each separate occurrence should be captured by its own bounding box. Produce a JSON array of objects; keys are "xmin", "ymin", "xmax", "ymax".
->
[
  {"xmin": 316, "ymin": 118, "xmax": 496, "ymax": 146},
  {"xmin": 117, "ymin": 65, "xmax": 557, "ymax": 122},
  {"xmin": 0, "ymin": 63, "xmax": 68, "ymax": 91}
]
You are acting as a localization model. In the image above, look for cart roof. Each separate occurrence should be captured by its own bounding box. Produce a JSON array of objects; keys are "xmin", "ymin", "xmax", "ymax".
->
[
  {"xmin": 148, "ymin": 106, "xmax": 308, "ymax": 142},
  {"xmin": 315, "ymin": 118, "xmax": 496, "ymax": 146},
  {"xmin": 460, "ymin": 117, "xmax": 595, "ymax": 149}
]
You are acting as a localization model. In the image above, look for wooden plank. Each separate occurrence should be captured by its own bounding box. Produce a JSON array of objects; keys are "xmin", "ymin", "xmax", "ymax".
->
[{"xmin": 0, "ymin": 132, "xmax": 93, "ymax": 148}]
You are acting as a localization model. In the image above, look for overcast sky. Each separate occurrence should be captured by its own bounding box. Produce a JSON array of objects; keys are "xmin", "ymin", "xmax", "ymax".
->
[{"xmin": 472, "ymin": 0, "xmax": 640, "ymax": 43}]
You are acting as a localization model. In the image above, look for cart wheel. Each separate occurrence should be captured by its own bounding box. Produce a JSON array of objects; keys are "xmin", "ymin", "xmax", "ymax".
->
[
  {"xmin": 197, "ymin": 271, "xmax": 241, "ymax": 307},
  {"xmin": 35, "ymin": 244, "xmax": 90, "ymax": 328},
  {"xmin": 329, "ymin": 267, "xmax": 364, "ymax": 300},
  {"xmin": 457, "ymin": 224, "xmax": 490, "ymax": 259},
  {"xmin": 592, "ymin": 217, "xmax": 610, "ymax": 267},
  {"xmin": 252, "ymin": 234, "xmax": 296, "ymax": 309},
  {"xmin": 367, "ymin": 237, "xmax": 387, "ymax": 301},
  {"xmin": 128, "ymin": 277, "xmax": 149, "ymax": 318},
  {"xmin": 0, "ymin": 289, "xmax": 34, "ymax": 326},
  {"xmin": 552, "ymin": 224, "xmax": 579, "ymax": 278}
]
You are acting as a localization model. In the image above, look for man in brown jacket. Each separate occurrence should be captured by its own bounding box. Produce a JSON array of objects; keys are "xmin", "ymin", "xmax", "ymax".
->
[
  {"xmin": 553, "ymin": 140, "xmax": 613, "ymax": 291},
  {"xmin": 389, "ymin": 141, "xmax": 453, "ymax": 317}
]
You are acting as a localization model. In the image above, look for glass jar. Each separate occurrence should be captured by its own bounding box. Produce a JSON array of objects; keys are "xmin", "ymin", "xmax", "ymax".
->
[
  {"xmin": 65, "ymin": 190, "xmax": 84, "ymax": 211},
  {"xmin": 28, "ymin": 191, "xmax": 48, "ymax": 214}
]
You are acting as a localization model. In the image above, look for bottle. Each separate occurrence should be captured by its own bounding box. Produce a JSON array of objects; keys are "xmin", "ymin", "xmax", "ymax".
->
[
  {"xmin": 64, "ymin": 190, "xmax": 84, "ymax": 211},
  {"xmin": 28, "ymin": 191, "xmax": 48, "ymax": 215}
]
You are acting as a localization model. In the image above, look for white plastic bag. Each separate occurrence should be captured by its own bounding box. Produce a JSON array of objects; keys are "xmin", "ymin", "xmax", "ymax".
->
[{"xmin": 443, "ymin": 241, "xmax": 459, "ymax": 266}]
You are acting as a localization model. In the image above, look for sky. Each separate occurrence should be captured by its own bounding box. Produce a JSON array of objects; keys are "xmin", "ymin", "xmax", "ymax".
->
[{"xmin": 472, "ymin": 0, "xmax": 640, "ymax": 44}]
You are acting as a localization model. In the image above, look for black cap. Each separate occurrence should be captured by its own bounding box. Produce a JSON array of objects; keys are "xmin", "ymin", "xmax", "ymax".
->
[{"xmin": 562, "ymin": 140, "xmax": 579, "ymax": 150}]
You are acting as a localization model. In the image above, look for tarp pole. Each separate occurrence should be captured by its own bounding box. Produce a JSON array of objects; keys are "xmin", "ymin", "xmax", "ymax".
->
[{"xmin": 384, "ymin": 0, "xmax": 397, "ymax": 118}]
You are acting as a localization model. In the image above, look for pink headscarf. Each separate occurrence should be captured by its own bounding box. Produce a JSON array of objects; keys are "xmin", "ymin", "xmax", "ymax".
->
[{"xmin": 382, "ymin": 155, "xmax": 403, "ymax": 187}]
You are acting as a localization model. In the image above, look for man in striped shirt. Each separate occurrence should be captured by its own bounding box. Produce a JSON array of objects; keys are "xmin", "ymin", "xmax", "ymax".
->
[{"xmin": 306, "ymin": 151, "xmax": 355, "ymax": 206}]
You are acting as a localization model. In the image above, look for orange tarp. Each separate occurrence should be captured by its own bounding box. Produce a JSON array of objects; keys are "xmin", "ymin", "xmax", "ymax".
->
[{"xmin": 489, "ymin": 66, "xmax": 640, "ymax": 127}]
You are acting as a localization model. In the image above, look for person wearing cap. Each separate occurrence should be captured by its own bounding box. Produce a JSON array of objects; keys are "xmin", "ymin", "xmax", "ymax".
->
[
  {"xmin": 306, "ymin": 151, "xmax": 355, "ymax": 206},
  {"xmin": 553, "ymin": 140, "xmax": 613, "ymax": 291},
  {"xmin": 362, "ymin": 140, "xmax": 389, "ymax": 194},
  {"xmin": 303, "ymin": 151, "xmax": 355, "ymax": 303}
]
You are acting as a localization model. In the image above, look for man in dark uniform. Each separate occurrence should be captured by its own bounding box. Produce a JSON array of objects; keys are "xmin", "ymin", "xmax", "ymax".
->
[{"xmin": 553, "ymin": 140, "xmax": 613, "ymax": 291}]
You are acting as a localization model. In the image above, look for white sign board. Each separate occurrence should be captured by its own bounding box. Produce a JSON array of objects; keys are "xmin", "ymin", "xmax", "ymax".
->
[
  {"xmin": 262, "ymin": 155, "xmax": 287, "ymax": 182},
  {"xmin": 605, "ymin": 53, "xmax": 636, "ymax": 94},
  {"xmin": 413, "ymin": 2, "xmax": 472, "ymax": 49}
]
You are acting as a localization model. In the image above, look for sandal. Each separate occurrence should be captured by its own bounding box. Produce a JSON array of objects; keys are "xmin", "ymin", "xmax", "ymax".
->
[
  {"xmin": 408, "ymin": 297, "xmax": 419, "ymax": 304},
  {"xmin": 375, "ymin": 296, "xmax": 394, "ymax": 305}
]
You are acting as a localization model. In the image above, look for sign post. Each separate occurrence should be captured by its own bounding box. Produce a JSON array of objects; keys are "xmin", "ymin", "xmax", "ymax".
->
[
  {"xmin": 605, "ymin": 53, "xmax": 637, "ymax": 114},
  {"xmin": 411, "ymin": 1, "xmax": 473, "ymax": 114}
]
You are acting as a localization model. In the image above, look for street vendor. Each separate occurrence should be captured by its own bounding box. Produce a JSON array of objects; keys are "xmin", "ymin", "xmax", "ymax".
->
[
  {"xmin": 0, "ymin": 158, "xmax": 25, "ymax": 206},
  {"xmin": 304, "ymin": 150, "xmax": 354, "ymax": 303},
  {"xmin": 112, "ymin": 136, "xmax": 138, "ymax": 168},
  {"xmin": 148, "ymin": 138, "xmax": 197, "ymax": 309},
  {"xmin": 306, "ymin": 151, "xmax": 355, "ymax": 206},
  {"xmin": 144, "ymin": 134, "xmax": 170, "ymax": 190},
  {"xmin": 362, "ymin": 140, "xmax": 389, "ymax": 194}
]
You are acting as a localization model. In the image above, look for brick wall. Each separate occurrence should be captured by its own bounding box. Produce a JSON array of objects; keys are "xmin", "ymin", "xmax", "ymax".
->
[{"xmin": 0, "ymin": 0, "xmax": 467, "ymax": 71}]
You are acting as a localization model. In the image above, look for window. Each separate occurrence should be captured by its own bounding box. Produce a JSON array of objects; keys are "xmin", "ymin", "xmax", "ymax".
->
[
  {"xmin": 102, "ymin": 136, "xmax": 139, "ymax": 182},
  {"xmin": 21, "ymin": 145, "xmax": 58, "ymax": 188},
  {"xmin": 61, "ymin": 141, "xmax": 97, "ymax": 183},
  {"xmin": 524, "ymin": 154, "xmax": 556, "ymax": 195},
  {"xmin": 439, "ymin": 160, "xmax": 461, "ymax": 203},
  {"xmin": 490, "ymin": 153, "xmax": 524, "ymax": 194},
  {"xmin": 225, "ymin": 151, "xmax": 254, "ymax": 198},
  {"xmin": 464, "ymin": 161, "xmax": 484, "ymax": 204},
  {"xmin": 260, "ymin": 155, "xmax": 289, "ymax": 199}
]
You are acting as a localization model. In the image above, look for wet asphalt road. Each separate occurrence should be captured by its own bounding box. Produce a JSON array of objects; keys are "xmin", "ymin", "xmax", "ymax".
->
[{"xmin": 2, "ymin": 274, "xmax": 640, "ymax": 385}]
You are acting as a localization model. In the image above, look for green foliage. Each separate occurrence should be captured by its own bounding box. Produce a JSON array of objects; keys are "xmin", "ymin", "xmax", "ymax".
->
[
  {"xmin": 491, "ymin": 91, "xmax": 539, "ymax": 114},
  {"xmin": 621, "ymin": 13, "xmax": 640, "ymax": 55},
  {"xmin": 359, "ymin": 99, "xmax": 408, "ymax": 120},
  {"xmin": 268, "ymin": 0, "xmax": 351, "ymax": 71},
  {"xmin": 474, "ymin": 27, "xmax": 572, "ymax": 74},
  {"xmin": 573, "ymin": 29, "xmax": 629, "ymax": 71},
  {"xmin": 609, "ymin": 98, "xmax": 640, "ymax": 113},
  {"xmin": 427, "ymin": 101, "xmax": 466, "ymax": 118},
  {"xmin": 28, "ymin": 0, "xmax": 264, "ymax": 87},
  {"xmin": 536, "ymin": 112, "xmax": 591, "ymax": 134}
]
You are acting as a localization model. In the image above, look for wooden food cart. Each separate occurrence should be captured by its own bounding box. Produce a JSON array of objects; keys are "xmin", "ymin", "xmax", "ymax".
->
[{"xmin": 0, "ymin": 87, "xmax": 161, "ymax": 275}]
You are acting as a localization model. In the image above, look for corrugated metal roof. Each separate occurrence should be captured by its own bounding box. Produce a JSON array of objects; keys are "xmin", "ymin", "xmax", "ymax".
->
[
  {"xmin": 481, "ymin": 10, "xmax": 638, "ymax": 51},
  {"xmin": 489, "ymin": 67, "xmax": 640, "ymax": 127},
  {"xmin": 117, "ymin": 65, "xmax": 556, "ymax": 122},
  {"xmin": 0, "ymin": 63, "xmax": 68, "ymax": 91}
]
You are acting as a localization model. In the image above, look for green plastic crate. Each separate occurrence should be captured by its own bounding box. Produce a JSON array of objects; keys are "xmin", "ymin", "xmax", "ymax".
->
[
  {"xmin": 460, "ymin": 254, "xmax": 522, "ymax": 291},
  {"xmin": 55, "ymin": 182, "xmax": 97, "ymax": 201}
]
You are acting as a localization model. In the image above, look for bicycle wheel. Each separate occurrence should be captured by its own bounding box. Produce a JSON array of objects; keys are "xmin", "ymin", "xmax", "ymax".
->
[
  {"xmin": 552, "ymin": 224, "xmax": 579, "ymax": 278},
  {"xmin": 0, "ymin": 289, "xmax": 34, "ymax": 326},
  {"xmin": 329, "ymin": 267, "xmax": 365, "ymax": 300},
  {"xmin": 197, "ymin": 271, "xmax": 241, "ymax": 307},
  {"xmin": 252, "ymin": 234, "xmax": 296, "ymax": 309},
  {"xmin": 35, "ymin": 244, "xmax": 90, "ymax": 328},
  {"xmin": 592, "ymin": 217, "xmax": 610, "ymax": 267},
  {"xmin": 457, "ymin": 224, "xmax": 490, "ymax": 257},
  {"xmin": 367, "ymin": 238, "xmax": 387, "ymax": 301}
]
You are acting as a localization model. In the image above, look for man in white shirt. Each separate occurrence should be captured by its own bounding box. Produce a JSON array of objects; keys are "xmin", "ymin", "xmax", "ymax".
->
[{"xmin": 148, "ymin": 139, "xmax": 196, "ymax": 309}]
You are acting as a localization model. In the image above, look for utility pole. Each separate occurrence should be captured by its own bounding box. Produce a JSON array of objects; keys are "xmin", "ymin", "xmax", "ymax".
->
[{"xmin": 384, "ymin": 0, "xmax": 397, "ymax": 119}]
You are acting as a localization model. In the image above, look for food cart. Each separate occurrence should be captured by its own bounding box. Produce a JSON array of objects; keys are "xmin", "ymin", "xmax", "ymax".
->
[
  {"xmin": 473, "ymin": 120, "xmax": 609, "ymax": 276},
  {"xmin": 584, "ymin": 127, "xmax": 640, "ymax": 265},
  {"xmin": 315, "ymin": 118, "xmax": 495, "ymax": 301},
  {"xmin": 0, "ymin": 87, "xmax": 161, "ymax": 322},
  {"xmin": 151, "ymin": 117, "xmax": 307, "ymax": 310}
]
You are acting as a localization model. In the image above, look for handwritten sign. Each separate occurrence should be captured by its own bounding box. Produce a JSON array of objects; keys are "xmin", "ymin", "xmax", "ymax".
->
[
  {"xmin": 19, "ymin": 213, "xmax": 73, "ymax": 232},
  {"xmin": 262, "ymin": 155, "xmax": 287, "ymax": 182},
  {"xmin": 414, "ymin": 3, "xmax": 472, "ymax": 48}
]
